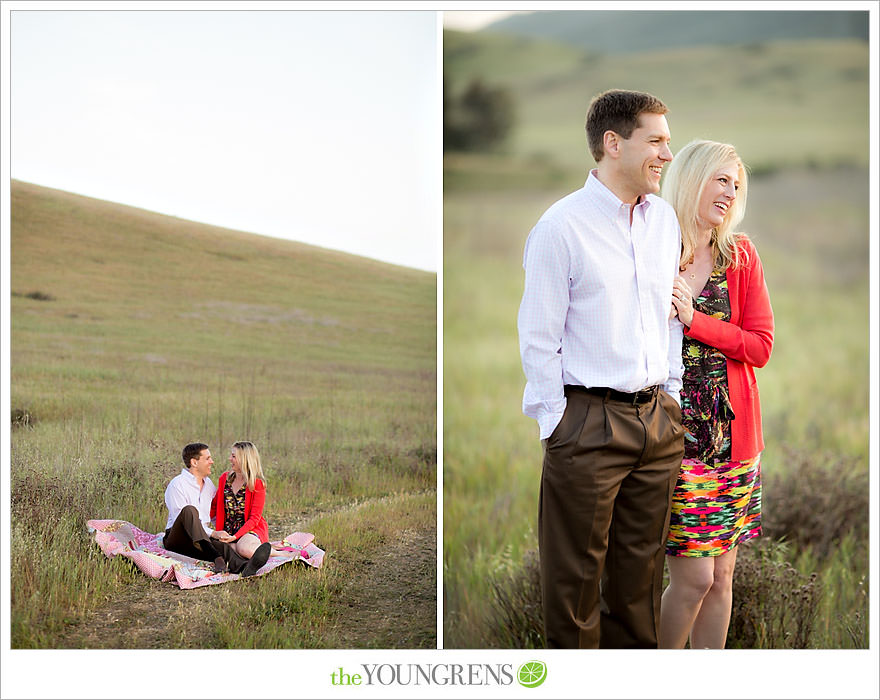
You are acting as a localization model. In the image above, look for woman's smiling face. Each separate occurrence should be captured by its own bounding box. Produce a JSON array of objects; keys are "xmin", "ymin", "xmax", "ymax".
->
[
  {"xmin": 230, "ymin": 449, "xmax": 241, "ymax": 475},
  {"xmin": 697, "ymin": 161, "xmax": 740, "ymax": 231}
]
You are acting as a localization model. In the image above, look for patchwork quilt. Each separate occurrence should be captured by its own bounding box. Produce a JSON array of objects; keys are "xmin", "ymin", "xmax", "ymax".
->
[{"xmin": 87, "ymin": 519, "xmax": 324, "ymax": 589}]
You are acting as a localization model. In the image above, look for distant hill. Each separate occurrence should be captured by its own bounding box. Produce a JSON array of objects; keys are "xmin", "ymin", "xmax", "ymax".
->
[
  {"xmin": 486, "ymin": 10, "xmax": 869, "ymax": 54},
  {"xmin": 11, "ymin": 179, "xmax": 435, "ymax": 375},
  {"xmin": 444, "ymin": 29, "xmax": 869, "ymax": 174}
]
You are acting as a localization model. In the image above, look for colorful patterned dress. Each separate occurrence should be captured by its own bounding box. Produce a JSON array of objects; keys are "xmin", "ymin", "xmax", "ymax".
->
[
  {"xmin": 666, "ymin": 267, "xmax": 762, "ymax": 557},
  {"xmin": 222, "ymin": 473, "xmax": 247, "ymax": 537}
]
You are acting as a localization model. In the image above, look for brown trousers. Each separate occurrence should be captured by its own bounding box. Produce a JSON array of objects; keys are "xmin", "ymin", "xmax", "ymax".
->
[
  {"xmin": 163, "ymin": 505, "xmax": 249, "ymax": 573},
  {"xmin": 539, "ymin": 386, "xmax": 685, "ymax": 648}
]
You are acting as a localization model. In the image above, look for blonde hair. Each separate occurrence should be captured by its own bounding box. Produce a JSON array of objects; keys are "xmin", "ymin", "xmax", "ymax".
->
[
  {"xmin": 232, "ymin": 440, "xmax": 265, "ymax": 491},
  {"xmin": 662, "ymin": 139, "xmax": 750, "ymax": 271}
]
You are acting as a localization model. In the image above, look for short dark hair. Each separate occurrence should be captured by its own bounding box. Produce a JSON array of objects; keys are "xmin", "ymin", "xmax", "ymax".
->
[
  {"xmin": 585, "ymin": 89, "xmax": 668, "ymax": 162},
  {"xmin": 182, "ymin": 442, "xmax": 209, "ymax": 469}
]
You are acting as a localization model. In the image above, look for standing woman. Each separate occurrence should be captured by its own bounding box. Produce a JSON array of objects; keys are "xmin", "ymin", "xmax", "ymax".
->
[
  {"xmin": 659, "ymin": 140, "xmax": 774, "ymax": 648},
  {"xmin": 210, "ymin": 440, "xmax": 272, "ymax": 576}
]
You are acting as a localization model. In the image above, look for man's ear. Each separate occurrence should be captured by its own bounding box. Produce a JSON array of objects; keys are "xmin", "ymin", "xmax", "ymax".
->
[{"xmin": 603, "ymin": 130, "xmax": 621, "ymax": 159}]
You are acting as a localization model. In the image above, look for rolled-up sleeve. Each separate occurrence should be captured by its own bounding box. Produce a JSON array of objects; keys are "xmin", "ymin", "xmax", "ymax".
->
[
  {"xmin": 662, "ymin": 315, "xmax": 684, "ymax": 404},
  {"xmin": 518, "ymin": 220, "xmax": 570, "ymax": 439}
]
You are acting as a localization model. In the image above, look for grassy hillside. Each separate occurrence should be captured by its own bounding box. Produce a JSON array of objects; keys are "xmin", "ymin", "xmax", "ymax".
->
[
  {"xmin": 11, "ymin": 180, "xmax": 436, "ymax": 648},
  {"xmin": 445, "ymin": 31, "xmax": 869, "ymax": 175},
  {"xmin": 487, "ymin": 10, "xmax": 868, "ymax": 54}
]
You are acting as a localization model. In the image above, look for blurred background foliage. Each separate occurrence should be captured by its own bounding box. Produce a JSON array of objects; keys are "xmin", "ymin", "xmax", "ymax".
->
[
  {"xmin": 443, "ymin": 78, "xmax": 514, "ymax": 152},
  {"xmin": 442, "ymin": 10, "xmax": 870, "ymax": 649}
]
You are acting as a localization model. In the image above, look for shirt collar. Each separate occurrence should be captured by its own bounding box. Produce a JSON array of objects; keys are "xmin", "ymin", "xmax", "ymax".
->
[
  {"xmin": 585, "ymin": 169, "xmax": 652, "ymax": 211},
  {"xmin": 179, "ymin": 468, "xmax": 199, "ymax": 485}
]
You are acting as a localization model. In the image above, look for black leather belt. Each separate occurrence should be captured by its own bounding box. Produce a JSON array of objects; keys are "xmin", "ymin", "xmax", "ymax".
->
[{"xmin": 565, "ymin": 384, "xmax": 659, "ymax": 405}]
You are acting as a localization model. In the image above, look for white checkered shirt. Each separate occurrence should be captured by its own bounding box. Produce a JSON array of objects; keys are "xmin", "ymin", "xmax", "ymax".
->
[{"xmin": 518, "ymin": 171, "xmax": 684, "ymax": 439}]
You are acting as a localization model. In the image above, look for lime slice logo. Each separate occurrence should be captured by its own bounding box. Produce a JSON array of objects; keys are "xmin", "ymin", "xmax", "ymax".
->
[{"xmin": 517, "ymin": 660, "xmax": 547, "ymax": 688}]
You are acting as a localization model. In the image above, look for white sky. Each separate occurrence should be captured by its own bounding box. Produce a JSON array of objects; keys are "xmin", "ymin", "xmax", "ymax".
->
[
  {"xmin": 442, "ymin": 10, "xmax": 532, "ymax": 31},
  {"xmin": 9, "ymin": 9, "xmax": 439, "ymax": 272}
]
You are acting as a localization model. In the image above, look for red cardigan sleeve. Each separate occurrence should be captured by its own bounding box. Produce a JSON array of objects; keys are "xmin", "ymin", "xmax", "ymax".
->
[
  {"xmin": 233, "ymin": 479, "xmax": 266, "ymax": 539},
  {"xmin": 684, "ymin": 239, "xmax": 774, "ymax": 368},
  {"xmin": 210, "ymin": 472, "xmax": 225, "ymax": 530}
]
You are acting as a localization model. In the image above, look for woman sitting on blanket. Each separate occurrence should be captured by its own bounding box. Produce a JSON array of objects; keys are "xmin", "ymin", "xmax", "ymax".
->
[{"xmin": 209, "ymin": 440, "xmax": 277, "ymax": 572}]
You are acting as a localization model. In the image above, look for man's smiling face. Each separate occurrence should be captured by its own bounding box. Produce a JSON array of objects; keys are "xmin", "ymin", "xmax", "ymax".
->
[{"xmin": 616, "ymin": 112, "xmax": 673, "ymax": 199}]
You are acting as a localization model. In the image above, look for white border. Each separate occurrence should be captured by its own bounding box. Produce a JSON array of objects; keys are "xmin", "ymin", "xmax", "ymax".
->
[
  {"xmin": 0, "ymin": 0, "xmax": 11, "ymax": 686},
  {"xmin": 2, "ymin": 2, "xmax": 879, "ymax": 700},
  {"xmin": 435, "ymin": 10, "xmax": 445, "ymax": 652}
]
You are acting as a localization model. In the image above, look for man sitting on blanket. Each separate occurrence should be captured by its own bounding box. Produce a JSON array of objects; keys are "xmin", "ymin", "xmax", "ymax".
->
[{"xmin": 163, "ymin": 442, "xmax": 270, "ymax": 576}]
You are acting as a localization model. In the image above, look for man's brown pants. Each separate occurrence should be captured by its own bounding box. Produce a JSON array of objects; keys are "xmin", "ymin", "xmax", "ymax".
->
[
  {"xmin": 163, "ymin": 505, "xmax": 249, "ymax": 573},
  {"xmin": 539, "ymin": 386, "xmax": 685, "ymax": 648}
]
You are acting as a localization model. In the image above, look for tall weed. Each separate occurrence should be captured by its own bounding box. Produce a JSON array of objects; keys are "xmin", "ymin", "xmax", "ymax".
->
[
  {"xmin": 729, "ymin": 539, "xmax": 820, "ymax": 649},
  {"xmin": 488, "ymin": 549, "xmax": 543, "ymax": 649},
  {"xmin": 762, "ymin": 448, "xmax": 868, "ymax": 561}
]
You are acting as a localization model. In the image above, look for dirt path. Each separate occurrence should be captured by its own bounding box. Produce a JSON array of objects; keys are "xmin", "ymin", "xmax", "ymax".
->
[
  {"xmin": 324, "ymin": 526, "xmax": 436, "ymax": 648},
  {"xmin": 57, "ymin": 493, "xmax": 436, "ymax": 649}
]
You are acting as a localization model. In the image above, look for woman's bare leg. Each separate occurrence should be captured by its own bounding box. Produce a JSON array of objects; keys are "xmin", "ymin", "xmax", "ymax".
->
[
  {"xmin": 659, "ymin": 555, "xmax": 715, "ymax": 648},
  {"xmin": 690, "ymin": 547, "xmax": 738, "ymax": 649},
  {"xmin": 232, "ymin": 533, "xmax": 262, "ymax": 559}
]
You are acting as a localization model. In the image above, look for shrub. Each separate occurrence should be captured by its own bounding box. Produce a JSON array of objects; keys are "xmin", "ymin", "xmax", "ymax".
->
[
  {"xmin": 762, "ymin": 448, "xmax": 868, "ymax": 560},
  {"xmin": 729, "ymin": 538, "xmax": 820, "ymax": 649},
  {"xmin": 487, "ymin": 549, "xmax": 543, "ymax": 648},
  {"xmin": 11, "ymin": 408, "xmax": 34, "ymax": 429},
  {"xmin": 12, "ymin": 290, "xmax": 56, "ymax": 301}
]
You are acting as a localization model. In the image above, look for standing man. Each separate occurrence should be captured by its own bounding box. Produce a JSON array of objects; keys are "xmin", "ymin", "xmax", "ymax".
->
[
  {"xmin": 163, "ymin": 442, "xmax": 267, "ymax": 576},
  {"xmin": 518, "ymin": 89, "xmax": 686, "ymax": 648}
]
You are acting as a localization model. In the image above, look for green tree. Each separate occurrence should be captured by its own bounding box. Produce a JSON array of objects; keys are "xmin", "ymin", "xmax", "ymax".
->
[{"xmin": 444, "ymin": 78, "xmax": 514, "ymax": 152}]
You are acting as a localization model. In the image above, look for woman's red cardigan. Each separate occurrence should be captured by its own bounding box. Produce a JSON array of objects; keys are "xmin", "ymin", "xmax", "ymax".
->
[
  {"xmin": 682, "ymin": 237, "xmax": 774, "ymax": 461},
  {"xmin": 210, "ymin": 472, "xmax": 269, "ymax": 542}
]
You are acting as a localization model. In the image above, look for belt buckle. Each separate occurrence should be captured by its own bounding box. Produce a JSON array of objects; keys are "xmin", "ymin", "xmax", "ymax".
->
[{"xmin": 634, "ymin": 386, "xmax": 656, "ymax": 405}]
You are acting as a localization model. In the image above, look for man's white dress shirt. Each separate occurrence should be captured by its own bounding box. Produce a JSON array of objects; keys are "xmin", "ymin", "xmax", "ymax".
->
[
  {"xmin": 164, "ymin": 468, "xmax": 217, "ymax": 534},
  {"xmin": 518, "ymin": 171, "xmax": 685, "ymax": 440}
]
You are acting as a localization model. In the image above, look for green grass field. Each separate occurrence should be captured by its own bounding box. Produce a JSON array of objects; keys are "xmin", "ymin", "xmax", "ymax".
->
[
  {"xmin": 11, "ymin": 180, "xmax": 437, "ymax": 648},
  {"xmin": 442, "ymin": 164, "xmax": 869, "ymax": 648}
]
